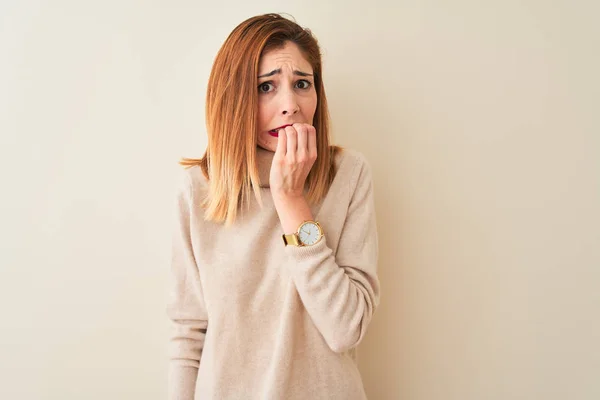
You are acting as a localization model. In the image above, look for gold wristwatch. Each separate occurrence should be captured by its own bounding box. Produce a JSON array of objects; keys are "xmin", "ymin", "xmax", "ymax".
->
[{"xmin": 282, "ymin": 220, "xmax": 324, "ymax": 247}]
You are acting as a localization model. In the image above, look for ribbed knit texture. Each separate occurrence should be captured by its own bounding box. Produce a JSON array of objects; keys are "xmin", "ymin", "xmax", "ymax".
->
[{"xmin": 167, "ymin": 146, "xmax": 380, "ymax": 400}]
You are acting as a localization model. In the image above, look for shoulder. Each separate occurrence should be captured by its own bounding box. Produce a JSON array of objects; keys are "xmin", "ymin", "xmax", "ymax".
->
[
  {"xmin": 175, "ymin": 164, "xmax": 209, "ymax": 200},
  {"xmin": 332, "ymin": 147, "xmax": 373, "ymax": 187}
]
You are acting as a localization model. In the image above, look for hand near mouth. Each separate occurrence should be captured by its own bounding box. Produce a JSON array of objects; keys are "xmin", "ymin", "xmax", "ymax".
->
[
  {"xmin": 269, "ymin": 123, "xmax": 317, "ymax": 199},
  {"xmin": 269, "ymin": 122, "xmax": 318, "ymax": 233}
]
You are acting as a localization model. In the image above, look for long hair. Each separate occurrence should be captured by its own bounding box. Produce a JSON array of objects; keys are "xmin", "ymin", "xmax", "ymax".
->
[{"xmin": 180, "ymin": 13, "xmax": 340, "ymax": 226}]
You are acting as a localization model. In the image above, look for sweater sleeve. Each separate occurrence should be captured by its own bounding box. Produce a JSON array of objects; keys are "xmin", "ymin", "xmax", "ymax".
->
[
  {"xmin": 166, "ymin": 170, "xmax": 208, "ymax": 400},
  {"xmin": 283, "ymin": 153, "xmax": 381, "ymax": 353}
]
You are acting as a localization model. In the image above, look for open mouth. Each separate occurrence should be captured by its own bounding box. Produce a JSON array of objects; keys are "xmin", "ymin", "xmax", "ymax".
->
[{"xmin": 268, "ymin": 124, "xmax": 294, "ymax": 134}]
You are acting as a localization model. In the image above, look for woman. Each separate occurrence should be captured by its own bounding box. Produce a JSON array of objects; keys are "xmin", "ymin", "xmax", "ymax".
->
[{"xmin": 167, "ymin": 13, "xmax": 381, "ymax": 400}]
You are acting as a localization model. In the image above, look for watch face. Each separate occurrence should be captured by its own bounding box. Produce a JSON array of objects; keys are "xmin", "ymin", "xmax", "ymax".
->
[{"xmin": 298, "ymin": 222, "xmax": 322, "ymax": 246}]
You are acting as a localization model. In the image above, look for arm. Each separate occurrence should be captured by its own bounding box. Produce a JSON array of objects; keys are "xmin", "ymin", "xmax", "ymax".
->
[
  {"xmin": 278, "ymin": 155, "xmax": 380, "ymax": 353},
  {"xmin": 166, "ymin": 171, "xmax": 208, "ymax": 400}
]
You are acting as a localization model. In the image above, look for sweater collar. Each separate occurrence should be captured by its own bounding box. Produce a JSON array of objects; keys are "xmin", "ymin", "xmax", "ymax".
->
[{"xmin": 256, "ymin": 146, "xmax": 275, "ymax": 188}]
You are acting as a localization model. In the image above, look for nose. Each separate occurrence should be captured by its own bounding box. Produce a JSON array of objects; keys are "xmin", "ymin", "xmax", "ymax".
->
[{"xmin": 280, "ymin": 88, "xmax": 299, "ymax": 116}]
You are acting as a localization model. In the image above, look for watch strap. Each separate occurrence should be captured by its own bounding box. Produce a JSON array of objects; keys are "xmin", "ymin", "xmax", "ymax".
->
[{"xmin": 282, "ymin": 232, "xmax": 301, "ymax": 246}]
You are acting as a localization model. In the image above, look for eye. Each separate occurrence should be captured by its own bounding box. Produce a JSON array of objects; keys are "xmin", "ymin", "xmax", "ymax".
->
[
  {"xmin": 295, "ymin": 80, "xmax": 312, "ymax": 90},
  {"xmin": 258, "ymin": 82, "xmax": 274, "ymax": 93}
]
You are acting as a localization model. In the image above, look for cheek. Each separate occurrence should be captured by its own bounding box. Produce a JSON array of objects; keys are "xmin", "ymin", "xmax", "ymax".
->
[
  {"xmin": 302, "ymin": 93, "xmax": 318, "ymax": 118},
  {"xmin": 257, "ymin": 99, "xmax": 273, "ymax": 123},
  {"xmin": 256, "ymin": 102, "xmax": 265, "ymax": 127}
]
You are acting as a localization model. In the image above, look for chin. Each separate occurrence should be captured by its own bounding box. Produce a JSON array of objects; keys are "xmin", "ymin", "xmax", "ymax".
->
[
  {"xmin": 257, "ymin": 134, "xmax": 278, "ymax": 152},
  {"xmin": 257, "ymin": 143, "xmax": 276, "ymax": 152}
]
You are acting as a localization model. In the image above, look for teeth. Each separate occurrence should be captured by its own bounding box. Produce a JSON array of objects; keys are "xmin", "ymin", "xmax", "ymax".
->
[{"xmin": 269, "ymin": 125, "xmax": 293, "ymax": 133}]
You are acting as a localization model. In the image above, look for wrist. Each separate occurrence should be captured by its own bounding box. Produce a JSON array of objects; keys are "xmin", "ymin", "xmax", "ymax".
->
[
  {"xmin": 272, "ymin": 194, "xmax": 313, "ymax": 234},
  {"xmin": 271, "ymin": 190, "xmax": 304, "ymax": 204}
]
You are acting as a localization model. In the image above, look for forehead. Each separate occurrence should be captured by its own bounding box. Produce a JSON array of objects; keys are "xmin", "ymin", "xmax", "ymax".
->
[{"xmin": 258, "ymin": 41, "xmax": 312, "ymax": 72}]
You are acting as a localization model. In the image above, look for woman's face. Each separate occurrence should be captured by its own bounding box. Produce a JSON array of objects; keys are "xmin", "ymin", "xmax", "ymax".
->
[{"xmin": 256, "ymin": 41, "xmax": 317, "ymax": 152}]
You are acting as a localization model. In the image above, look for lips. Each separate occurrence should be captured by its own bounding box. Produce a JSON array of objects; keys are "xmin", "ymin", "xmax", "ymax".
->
[{"xmin": 268, "ymin": 124, "xmax": 294, "ymax": 133}]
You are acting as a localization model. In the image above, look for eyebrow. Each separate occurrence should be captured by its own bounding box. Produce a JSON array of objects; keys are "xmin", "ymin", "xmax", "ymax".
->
[{"xmin": 257, "ymin": 68, "xmax": 313, "ymax": 78}]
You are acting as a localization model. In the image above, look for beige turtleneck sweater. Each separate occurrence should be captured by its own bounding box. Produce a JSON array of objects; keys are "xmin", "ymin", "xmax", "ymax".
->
[{"xmin": 167, "ymin": 146, "xmax": 380, "ymax": 400}]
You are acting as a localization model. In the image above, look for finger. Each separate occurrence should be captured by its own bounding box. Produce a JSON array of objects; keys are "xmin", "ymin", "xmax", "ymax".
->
[
  {"xmin": 285, "ymin": 126, "xmax": 297, "ymax": 159},
  {"xmin": 295, "ymin": 123, "xmax": 308, "ymax": 156},
  {"xmin": 308, "ymin": 125, "xmax": 317, "ymax": 160},
  {"xmin": 276, "ymin": 127, "xmax": 287, "ymax": 158}
]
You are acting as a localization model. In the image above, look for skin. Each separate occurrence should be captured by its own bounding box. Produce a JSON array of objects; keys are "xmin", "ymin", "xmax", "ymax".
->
[{"xmin": 256, "ymin": 41, "xmax": 319, "ymax": 235}]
